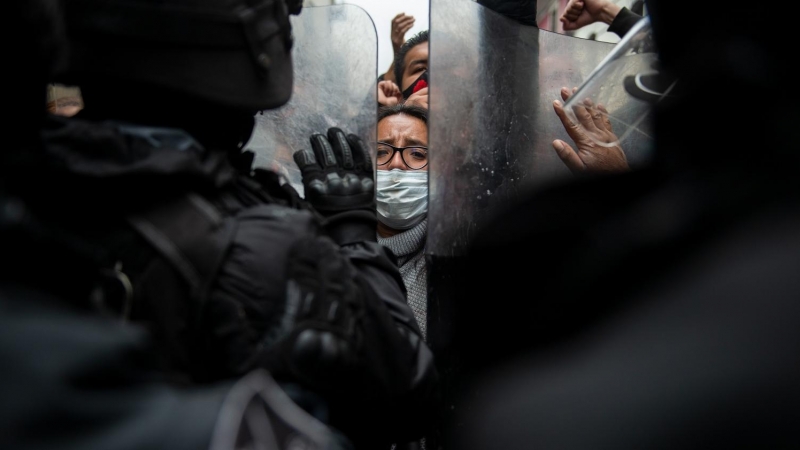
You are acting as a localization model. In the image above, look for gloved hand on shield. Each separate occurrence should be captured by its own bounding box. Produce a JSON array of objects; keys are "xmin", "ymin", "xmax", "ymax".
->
[{"xmin": 293, "ymin": 127, "xmax": 377, "ymax": 245}]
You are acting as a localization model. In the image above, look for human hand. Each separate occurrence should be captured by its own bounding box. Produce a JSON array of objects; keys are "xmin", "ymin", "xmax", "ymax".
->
[
  {"xmin": 294, "ymin": 127, "xmax": 374, "ymax": 215},
  {"xmin": 378, "ymin": 80, "xmax": 402, "ymax": 107},
  {"xmin": 552, "ymin": 87, "xmax": 629, "ymax": 174},
  {"xmin": 560, "ymin": 0, "xmax": 622, "ymax": 31},
  {"xmin": 404, "ymin": 86, "xmax": 428, "ymax": 109},
  {"xmin": 279, "ymin": 236, "xmax": 363, "ymax": 391},
  {"xmin": 293, "ymin": 128, "xmax": 376, "ymax": 244},
  {"xmin": 391, "ymin": 13, "xmax": 416, "ymax": 52}
]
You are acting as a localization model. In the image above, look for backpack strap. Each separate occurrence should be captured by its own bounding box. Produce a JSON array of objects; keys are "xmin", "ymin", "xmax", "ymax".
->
[{"xmin": 127, "ymin": 192, "xmax": 237, "ymax": 313}]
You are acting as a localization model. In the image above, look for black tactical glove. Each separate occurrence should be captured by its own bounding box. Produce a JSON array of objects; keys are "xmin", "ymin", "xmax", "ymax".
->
[
  {"xmin": 274, "ymin": 236, "xmax": 364, "ymax": 393},
  {"xmin": 293, "ymin": 128, "xmax": 377, "ymax": 245},
  {"xmin": 263, "ymin": 235, "xmax": 418, "ymax": 446}
]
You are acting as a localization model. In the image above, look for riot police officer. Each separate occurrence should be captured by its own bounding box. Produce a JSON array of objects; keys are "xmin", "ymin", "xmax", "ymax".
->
[{"xmin": 5, "ymin": 0, "xmax": 439, "ymax": 447}]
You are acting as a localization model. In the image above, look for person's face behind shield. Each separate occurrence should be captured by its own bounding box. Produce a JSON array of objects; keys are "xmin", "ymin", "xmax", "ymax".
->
[
  {"xmin": 400, "ymin": 43, "xmax": 429, "ymax": 95},
  {"xmin": 376, "ymin": 112, "xmax": 429, "ymax": 233}
]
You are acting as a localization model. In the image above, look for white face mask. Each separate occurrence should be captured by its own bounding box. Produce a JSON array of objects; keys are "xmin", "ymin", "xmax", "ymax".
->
[{"xmin": 376, "ymin": 169, "xmax": 428, "ymax": 230}]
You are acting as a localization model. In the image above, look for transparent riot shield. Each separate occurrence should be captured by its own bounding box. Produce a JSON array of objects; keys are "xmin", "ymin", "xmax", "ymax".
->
[
  {"xmin": 243, "ymin": 4, "xmax": 378, "ymax": 195},
  {"xmin": 561, "ymin": 17, "xmax": 668, "ymax": 151},
  {"xmin": 427, "ymin": 1, "xmax": 645, "ymax": 258},
  {"xmin": 425, "ymin": 1, "xmax": 645, "ymax": 448}
]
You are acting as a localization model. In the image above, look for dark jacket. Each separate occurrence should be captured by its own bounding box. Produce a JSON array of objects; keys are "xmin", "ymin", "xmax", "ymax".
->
[
  {"xmin": 22, "ymin": 115, "xmax": 440, "ymax": 447},
  {"xmin": 608, "ymin": 6, "xmax": 644, "ymax": 38},
  {"xmin": 0, "ymin": 191, "xmax": 349, "ymax": 450}
]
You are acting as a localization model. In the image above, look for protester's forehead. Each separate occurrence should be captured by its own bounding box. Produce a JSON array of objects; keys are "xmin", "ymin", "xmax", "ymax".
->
[
  {"xmin": 379, "ymin": 113, "xmax": 427, "ymax": 128},
  {"xmin": 378, "ymin": 113, "xmax": 428, "ymax": 142},
  {"xmin": 404, "ymin": 42, "xmax": 429, "ymax": 66}
]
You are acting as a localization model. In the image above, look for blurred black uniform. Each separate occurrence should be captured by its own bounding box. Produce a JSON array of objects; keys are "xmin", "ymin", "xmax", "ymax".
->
[
  {"xmin": 0, "ymin": 191, "xmax": 352, "ymax": 450},
  {"xmin": 2, "ymin": 2, "xmax": 364, "ymax": 449},
  {"xmin": 448, "ymin": 0, "xmax": 800, "ymax": 448},
  {"xmin": 4, "ymin": 0, "xmax": 439, "ymax": 448}
]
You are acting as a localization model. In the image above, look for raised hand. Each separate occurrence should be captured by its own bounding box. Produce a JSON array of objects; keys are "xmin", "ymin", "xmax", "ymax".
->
[
  {"xmin": 294, "ymin": 127, "xmax": 374, "ymax": 214},
  {"xmin": 560, "ymin": 0, "xmax": 622, "ymax": 31},
  {"xmin": 552, "ymin": 86, "xmax": 629, "ymax": 174},
  {"xmin": 391, "ymin": 13, "xmax": 416, "ymax": 52},
  {"xmin": 378, "ymin": 80, "xmax": 403, "ymax": 107},
  {"xmin": 404, "ymin": 86, "xmax": 428, "ymax": 109},
  {"xmin": 293, "ymin": 128, "xmax": 376, "ymax": 244}
]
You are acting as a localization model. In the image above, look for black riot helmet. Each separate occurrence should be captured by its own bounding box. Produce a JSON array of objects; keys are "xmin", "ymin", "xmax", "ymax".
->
[
  {"xmin": 57, "ymin": 0, "xmax": 303, "ymax": 112},
  {"xmin": 12, "ymin": 0, "xmax": 66, "ymax": 140}
]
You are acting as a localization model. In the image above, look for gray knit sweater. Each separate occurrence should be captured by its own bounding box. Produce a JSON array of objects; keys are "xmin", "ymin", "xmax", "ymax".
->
[
  {"xmin": 377, "ymin": 218, "xmax": 427, "ymax": 340},
  {"xmin": 380, "ymin": 221, "xmax": 429, "ymax": 450}
]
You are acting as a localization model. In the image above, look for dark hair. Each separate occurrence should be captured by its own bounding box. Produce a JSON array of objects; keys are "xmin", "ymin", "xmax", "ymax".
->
[
  {"xmin": 378, "ymin": 103, "xmax": 429, "ymax": 127},
  {"xmin": 394, "ymin": 29, "xmax": 429, "ymax": 88}
]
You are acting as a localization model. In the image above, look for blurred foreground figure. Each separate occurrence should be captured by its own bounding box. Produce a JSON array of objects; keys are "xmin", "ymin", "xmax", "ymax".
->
[
  {"xmin": 1, "ymin": 2, "xmax": 346, "ymax": 450},
  {"xmin": 0, "ymin": 249, "xmax": 349, "ymax": 450},
  {"xmin": 3, "ymin": 0, "xmax": 438, "ymax": 448},
  {"xmin": 449, "ymin": 0, "xmax": 800, "ymax": 447}
]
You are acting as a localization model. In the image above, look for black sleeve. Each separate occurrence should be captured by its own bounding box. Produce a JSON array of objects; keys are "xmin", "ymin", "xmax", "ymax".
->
[
  {"xmin": 335, "ymin": 241, "xmax": 441, "ymax": 444},
  {"xmin": 202, "ymin": 204, "xmax": 440, "ymax": 446},
  {"xmin": 477, "ymin": 0, "xmax": 539, "ymax": 27},
  {"xmin": 271, "ymin": 236, "xmax": 441, "ymax": 448},
  {"xmin": 608, "ymin": 7, "xmax": 644, "ymax": 39},
  {"xmin": 202, "ymin": 205, "xmax": 324, "ymax": 378}
]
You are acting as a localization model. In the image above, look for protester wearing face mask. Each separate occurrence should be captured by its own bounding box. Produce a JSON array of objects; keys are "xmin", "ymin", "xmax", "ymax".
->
[{"xmin": 376, "ymin": 104, "xmax": 430, "ymax": 340}]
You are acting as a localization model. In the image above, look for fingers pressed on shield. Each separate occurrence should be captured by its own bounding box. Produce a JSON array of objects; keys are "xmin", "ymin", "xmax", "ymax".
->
[
  {"xmin": 345, "ymin": 133, "xmax": 373, "ymax": 172},
  {"xmin": 583, "ymin": 99, "xmax": 606, "ymax": 130},
  {"xmin": 292, "ymin": 148, "xmax": 319, "ymax": 172},
  {"xmin": 327, "ymin": 127, "xmax": 354, "ymax": 169},
  {"xmin": 347, "ymin": 133, "xmax": 374, "ymax": 193},
  {"xmin": 554, "ymin": 99, "xmax": 587, "ymax": 144},
  {"xmin": 597, "ymin": 104, "xmax": 614, "ymax": 132},
  {"xmin": 571, "ymin": 98, "xmax": 597, "ymax": 133},
  {"xmin": 310, "ymin": 133, "xmax": 338, "ymax": 168},
  {"xmin": 552, "ymin": 139, "xmax": 585, "ymax": 174},
  {"xmin": 560, "ymin": 87, "xmax": 571, "ymax": 102}
]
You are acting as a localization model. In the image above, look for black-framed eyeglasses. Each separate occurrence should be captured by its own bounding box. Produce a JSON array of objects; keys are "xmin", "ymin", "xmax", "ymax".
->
[{"xmin": 376, "ymin": 142, "xmax": 428, "ymax": 170}]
